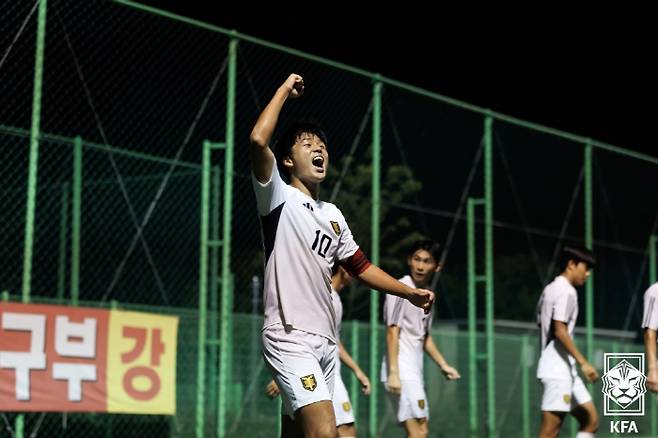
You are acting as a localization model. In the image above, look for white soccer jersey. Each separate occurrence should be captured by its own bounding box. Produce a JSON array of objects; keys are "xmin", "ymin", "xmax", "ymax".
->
[
  {"xmin": 380, "ymin": 275, "xmax": 433, "ymax": 382},
  {"xmin": 642, "ymin": 282, "xmax": 658, "ymax": 331},
  {"xmin": 252, "ymin": 163, "xmax": 360, "ymax": 342},
  {"xmin": 332, "ymin": 288, "xmax": 344, "ymax": 373},
  {"xmin": 536, "ymin": 275, "xmax": 579, "ymax": 379},
  {"xmin": 332, "ymin": 288, "xmax": 344, "ymax": 338}
]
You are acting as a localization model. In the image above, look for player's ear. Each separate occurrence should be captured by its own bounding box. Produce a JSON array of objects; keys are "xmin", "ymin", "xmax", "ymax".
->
[
  {"xmin": 282, "ymin": 155, "xmax": 294, "ymax": 169},
  {"xmin": 434, "ymin": 263, "xmax": 442, "ymax": 273}
]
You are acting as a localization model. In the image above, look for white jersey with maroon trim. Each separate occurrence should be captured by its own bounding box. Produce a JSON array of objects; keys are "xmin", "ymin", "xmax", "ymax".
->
[
  {"xmin": 380, "ymin": 275, "xmax": 434, "ymax": 382},
  {"xmin": 252, "ymin": 163, "xmax": 360, "ymax": 342},
  {"xmin": 642, "ymin": 282, "xmax": 658, "ymax": 331},
  {"xmin": 332, "ymin": 287, "xmax": 343, "ymax": 372},
  {"xmin": 536, "ymin": 275, "xmax": 579, "ymax": 379}
]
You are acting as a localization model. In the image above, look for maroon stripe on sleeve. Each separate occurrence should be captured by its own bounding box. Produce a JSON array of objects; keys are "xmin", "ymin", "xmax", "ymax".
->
[{"xmin": 340, "ymin": 248, "xmax": 372, "ymax": 277}]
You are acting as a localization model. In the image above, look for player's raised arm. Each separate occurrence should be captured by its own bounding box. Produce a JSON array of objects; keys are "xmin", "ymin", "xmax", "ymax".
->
[{"xmin": 249, "ymin": 73, "xmax": 304, "ymax": 183}]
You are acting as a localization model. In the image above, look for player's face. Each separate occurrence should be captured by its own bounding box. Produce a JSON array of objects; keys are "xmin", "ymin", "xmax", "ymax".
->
[
  {"xmin": 287, "ymin": 133, "xmax": 328, "ymax": 184},
  {"xmin": 408, "ymin": 249, "xmax": 440, "ymax": 287},
  {"xmin": 570, "ymin": 261, "xmax": 591, "ymax": 286}
]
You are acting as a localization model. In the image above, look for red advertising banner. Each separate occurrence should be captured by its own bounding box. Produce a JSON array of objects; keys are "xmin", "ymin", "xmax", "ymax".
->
[{"xmin": 0, "ymin": 303, "xmax": 178, "ymax": 415}]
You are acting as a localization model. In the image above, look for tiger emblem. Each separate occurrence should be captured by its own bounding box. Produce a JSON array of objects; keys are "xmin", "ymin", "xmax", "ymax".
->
[{"xmin": 601, "ymin": 360, "xmax": 646, "ymax": 408}]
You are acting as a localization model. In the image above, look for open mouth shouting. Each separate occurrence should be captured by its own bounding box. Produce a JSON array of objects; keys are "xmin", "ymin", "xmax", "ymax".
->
[{"xmin": 312, "ymin": 155, "xmax": 325, "ymax": 173}]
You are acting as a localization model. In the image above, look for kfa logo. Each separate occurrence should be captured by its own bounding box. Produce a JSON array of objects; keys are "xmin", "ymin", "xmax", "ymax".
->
[
  {"xmin": 601, "ymin": 353, "xmax": 647, "ymax": 434},
  {"xmin": 610, "ymin": 421, "xmax": 639, "ymax": 434},
  {"xmin": 302, "ymin": 202, "xmax": 314, "ymax": 212}
]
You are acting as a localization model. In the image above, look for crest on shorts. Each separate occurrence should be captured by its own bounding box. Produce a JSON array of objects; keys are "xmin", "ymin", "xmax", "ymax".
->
[
  {"xmin": 330, "ymin": 221, "xmax": 341, "ymax": 236},
  {"xmin": 342, "ymin": 402, "xmax": 351, "ymax": 412},
  {"xmin": 418, "ymin": 399, "xmax": 425, "ymax": 409},
  {"xmin": 563, "ymin": 394, "xmax": 571, "ymax": 404},
  {"xmin": 300, "ymin": 374, "xmax": 317, "ymax": 392}
]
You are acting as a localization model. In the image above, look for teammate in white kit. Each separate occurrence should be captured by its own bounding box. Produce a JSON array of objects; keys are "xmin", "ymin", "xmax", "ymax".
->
[
  {"xmin": 266, "ymin": 266, "xmax": 371, "ymax": 437},
  {"xmin": 250, "ymin": 73, "xmax": 434, "ymax": 438},
  {"xmin": 381, "ymin": 239, "xmax": 460, "ymax": 438},
  {"xmin": 536, "ymin": 246, "xmax": 599, "ymax": 438},
  {"xmin": 330, "ymin": 266, "xmax": 371, "ymax": 437},
  {"xmin": 642, "ymin": 282, "xmax": 658, "ymax": 393}
]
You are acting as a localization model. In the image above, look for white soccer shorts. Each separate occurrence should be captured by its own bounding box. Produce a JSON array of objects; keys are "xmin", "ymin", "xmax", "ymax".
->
[
  {"xmin": 540, "ymin": 376, "xmax": 592, "ymax": 412},
  {"xmin": 332, "ymin": 373, "xmax": 355, "ymax": 426},
  {"xmin": 262, "ymin": 324, "xmax": 337, "ymax": 418},
  {"xmin": 386, "ymin": 379, "xmax": 429, "ymax": 423}
]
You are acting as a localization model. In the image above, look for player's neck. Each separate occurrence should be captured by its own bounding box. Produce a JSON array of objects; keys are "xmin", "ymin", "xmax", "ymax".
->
[
  {"xmin": 560, "ymin": 272, "xmax": 575, "ymax": 286},
  {"xmin": 290, "ymin": 177, "xmax": 320, "ymax": 200},
  {"xmin": 409, "ymin": 275, "xmax": 430, "ymax": 289}
]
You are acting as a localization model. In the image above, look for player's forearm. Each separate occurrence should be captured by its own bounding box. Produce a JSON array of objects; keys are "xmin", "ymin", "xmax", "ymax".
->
[
  {"xmin": 249, "ymin": 87, "xmax": 289, "ymax": 149},
  {"xmin": 339, "ymin": 342, "xmax": 363, "ymax": 375},
  {"xmin": 357, "ymin": 265, "xmax": 413, "ymax": 299},
  {"xmin": 554, "ymin": 326, "xmax": 587, "ymax": 366},
  {"xmin": 386, "ymin": 326, "xmax": 400, "ymax": 374},
  {"xmin": 424, "ymin": 336, "xmax": 448, "ymax": 368},
  {"xmin": 645, "ymin": 329, "xmax": 657, "ymax": 370}
]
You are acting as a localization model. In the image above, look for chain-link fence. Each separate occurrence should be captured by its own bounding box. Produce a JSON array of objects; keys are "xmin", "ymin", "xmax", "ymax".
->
[{"xmin": 2, "ymin": 0, "xmax": 657, "ymax": 437}]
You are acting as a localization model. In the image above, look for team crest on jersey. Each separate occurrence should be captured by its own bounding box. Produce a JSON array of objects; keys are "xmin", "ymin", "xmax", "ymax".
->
[
  {"xmin": 418, "ymin": 399, "xmax": 425, "ymax": 409},
  {"xmin": 563, "ymin": 394, "xmax": 571, "ymax": 404},
  {"xmin": 330, "ymin": 221, "xmax": 341, "ymax": 236},
  {"xmin": 342, "ymin": 402, "xmax": 351, "ymax": 412},
  {"xmin": 301, "ymin": 374, "xmax": 317, "ymax": 391}
]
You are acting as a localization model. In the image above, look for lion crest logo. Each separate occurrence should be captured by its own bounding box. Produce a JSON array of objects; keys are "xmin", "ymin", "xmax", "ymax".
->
[
  {"xmin": 300, "ymin": 374, "xmax": 317, "ymax": 392},
  {"xmin": 602, "ymin": 359, "xmax": 646, "ymax": 409}
]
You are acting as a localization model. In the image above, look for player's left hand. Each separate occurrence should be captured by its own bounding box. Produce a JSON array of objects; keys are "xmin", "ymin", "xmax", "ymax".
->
[
  {"xmin": 440, "ymin": 364, "xmax": 461, "ymax": 380},
  {"xmin": 386, "ymin": 372, "xmax": 402, "ymax": 395},
  {"xmin": 581, "ymin": 362, "xmax": 599, "ymax": 383},
  {"xmin": 648, "ymin": 368, "xmax": 658, "ymax": 393},
  {"xmin": 355, "ymin": 370, "xmax": 371, "ymax": 395},
  {"xmin": 409, "ymin": 288, "xmax": 435, "ymax": 314},
  {"xmin": 265, "ymin": 379, "xmax": 280, "ymax": 399}
]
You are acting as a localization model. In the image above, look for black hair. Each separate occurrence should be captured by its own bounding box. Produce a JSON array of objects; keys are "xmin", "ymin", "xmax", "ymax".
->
[
  {"xmin": 558, "ymin": 246, "xmax": 596, "ymax": 272},
  {"xmin": 408, "ymin": 239, "xmax": 441, "ymax": 264}
]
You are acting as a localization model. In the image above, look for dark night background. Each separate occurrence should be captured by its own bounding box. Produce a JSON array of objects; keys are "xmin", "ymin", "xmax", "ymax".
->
[
  {"xmin": 141, "ymin": 2, "xmax": 656, "ymax": 158},
  {"xmin": 129, "ymin": 2, "xmax": 658, "ymax": 331}
]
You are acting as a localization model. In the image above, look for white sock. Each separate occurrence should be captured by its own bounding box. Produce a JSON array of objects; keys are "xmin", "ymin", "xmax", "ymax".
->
[{"xmin": 576, "ymin": 432, "xmax": 595, "ymax": 438}]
